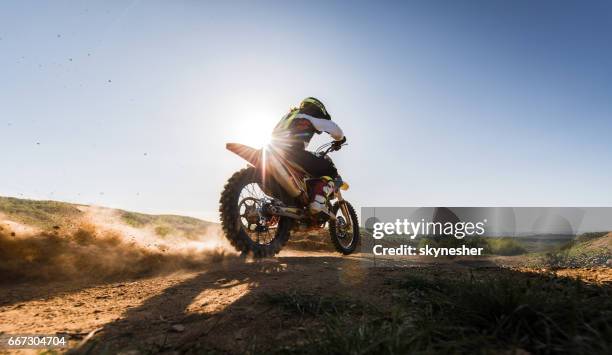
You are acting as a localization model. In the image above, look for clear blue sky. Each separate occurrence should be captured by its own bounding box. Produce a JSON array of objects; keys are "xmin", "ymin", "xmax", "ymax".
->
[{"xmin": 1, "ymin": 0, "xmax": 611, "ymax": 221}]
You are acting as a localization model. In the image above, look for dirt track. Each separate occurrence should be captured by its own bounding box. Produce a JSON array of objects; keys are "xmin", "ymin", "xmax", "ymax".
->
[
  {"xmin": 1, "ymin": 199, "xmax": 610, "ymax": 353},
  {"xmin": 0, "ymin": 251, "xmax": 374, "ymax": 354},
  {"xmin": 1, "ymin": 251, "xmax": 610, "ymax": 354}
]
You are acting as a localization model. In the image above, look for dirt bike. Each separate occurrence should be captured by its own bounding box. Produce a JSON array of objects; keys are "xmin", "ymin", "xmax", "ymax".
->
[{"xmin": 219, "ymin": 141, "xmax": 359, "ymax": 258}]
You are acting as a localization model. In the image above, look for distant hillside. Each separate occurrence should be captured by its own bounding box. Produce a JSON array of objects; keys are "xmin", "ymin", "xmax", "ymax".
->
[
  {"xmin": 570, "ymin": 232, "xmax": 612, "ymax": 254},
  {"xmin": 0, "ymin": 196, "xmax": 83, "ymax": 229},
  {"xmin": 541, "ymin": 232, "xmax": 611, "ymax": 268},
  {"xmin": 0, "ymin": 196, "xmax": 216, "ymax": 240},
  {"xmin": 118, "ymin": 210, "xmax": 217, "ymax": 240}
]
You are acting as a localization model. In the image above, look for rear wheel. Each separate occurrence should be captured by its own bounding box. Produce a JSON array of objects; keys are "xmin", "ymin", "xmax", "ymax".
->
[
  {"xmin": 329, "ymin": 201, "xmax": 360, "ymax": 254},
  {"xmin": 219, "ymin": 167, "xmax": 291, "ymax": 258}
]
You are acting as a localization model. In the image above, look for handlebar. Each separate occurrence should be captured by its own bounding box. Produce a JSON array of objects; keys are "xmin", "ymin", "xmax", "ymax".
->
[{"xmin": 315, "ymin": 141, "xmax": 347, "ymax": 157}]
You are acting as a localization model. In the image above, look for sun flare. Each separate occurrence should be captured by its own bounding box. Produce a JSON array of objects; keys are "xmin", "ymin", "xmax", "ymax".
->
[{"xmin": 230, "ymin": 114, "xmax": 278, "ymax": 148}]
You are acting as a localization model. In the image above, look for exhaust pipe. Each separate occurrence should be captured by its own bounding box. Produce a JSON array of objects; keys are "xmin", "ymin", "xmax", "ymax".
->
[
  {"xmin": 266, "ymin": 205, "xmax": 303, "ymax": 219},
  {"xmin": 266, "ymin": 205, "xmax": 336, "ymax": 221}
]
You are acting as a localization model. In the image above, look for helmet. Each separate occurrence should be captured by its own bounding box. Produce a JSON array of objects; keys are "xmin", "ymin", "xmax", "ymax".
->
[{"xmin": 299, "ymin": 97, "xmax": 331, "ymax": 120}]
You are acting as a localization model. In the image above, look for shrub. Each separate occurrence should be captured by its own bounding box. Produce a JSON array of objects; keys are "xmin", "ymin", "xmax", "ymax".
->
[
  {"xmin": 154, "ymin": 225, "xmax": 172, "ymax": 237},
  {"xmin": 121, "ymin": 211, "xmax": 154, "ymax": 228},
  {"xmin": 486, "ymin": 237, "xmax": 527, "ymax": 256}
]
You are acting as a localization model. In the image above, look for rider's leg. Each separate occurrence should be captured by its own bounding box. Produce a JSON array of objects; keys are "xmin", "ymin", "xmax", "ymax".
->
[
  {"xmin": 286, "ymin": 149, "xmax": 338, "ymax": 177},
  {"xmin": 308, "ymin": 177, "xmax": 335, "ymax": 214},
  {"xmin": 285, "ymin": 150, "xmax": 338, "ymax": 214}
]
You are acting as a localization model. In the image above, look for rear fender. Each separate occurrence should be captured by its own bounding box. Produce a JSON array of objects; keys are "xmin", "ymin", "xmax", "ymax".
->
[
  {"xmin": 226, "ymin": 143, "xmax": 261, "ymax": 166},
  {"xmin": 226, "ymin": 143, "xmax": 305, "ymax": 199}
]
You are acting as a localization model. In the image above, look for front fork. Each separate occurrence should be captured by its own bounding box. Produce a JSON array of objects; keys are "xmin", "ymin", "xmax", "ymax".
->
[{"xmin": 332, "ymin": 190, "xmax": 351, "ymax": 227}]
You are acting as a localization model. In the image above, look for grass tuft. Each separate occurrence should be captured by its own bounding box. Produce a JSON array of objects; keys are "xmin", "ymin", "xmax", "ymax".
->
[
  {"xmin": 261, "ymin": 291, "xmax": 371, "ymax": 317},
  {"xmin": 277, "ymin": 273, "xmax": 612, "ymax": 354}
]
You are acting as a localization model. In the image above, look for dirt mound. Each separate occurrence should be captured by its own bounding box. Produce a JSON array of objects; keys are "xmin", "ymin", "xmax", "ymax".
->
[
  {"xmin": 539, "ymin": 232, "xmax": 612, "ymax": 269},
  {"xmin": 0, "ymin": 223, "xmax": 237, "ymax": 284},
  {"xmin": 286, "ymin": 229, "xmax": 335, "ymax": 252},
  {"xmin": 584, "ymin": 232, "xmax": 612, "ymax": 250}
]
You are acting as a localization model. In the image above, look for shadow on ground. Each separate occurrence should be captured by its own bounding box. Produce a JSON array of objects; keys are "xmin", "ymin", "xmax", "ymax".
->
[{"xmin": 72, "ymin": 255, "xmax": 612, "ymax": 354}]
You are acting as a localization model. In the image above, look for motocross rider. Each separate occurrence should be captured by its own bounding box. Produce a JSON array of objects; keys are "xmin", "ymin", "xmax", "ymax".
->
[{"xmin": 271, "ymin": 97, "xmax": 346, "ymax": 216}]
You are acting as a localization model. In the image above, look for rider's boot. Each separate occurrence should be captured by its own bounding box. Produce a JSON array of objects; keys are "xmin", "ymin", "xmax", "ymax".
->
[{"xmin": 308, "ymin": 176, "xmax": 335, "ymax": 215}]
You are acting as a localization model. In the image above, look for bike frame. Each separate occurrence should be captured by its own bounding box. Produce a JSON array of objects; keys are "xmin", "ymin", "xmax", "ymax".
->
[{"xmin": 226, "ymin": 141, "xmax": 350, "ymax": 223}]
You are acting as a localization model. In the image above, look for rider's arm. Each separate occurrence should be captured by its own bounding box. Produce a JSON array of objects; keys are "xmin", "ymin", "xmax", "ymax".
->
[{"xmin": 296, "ymin": 114, "xmax": 344, "ymax": 140}]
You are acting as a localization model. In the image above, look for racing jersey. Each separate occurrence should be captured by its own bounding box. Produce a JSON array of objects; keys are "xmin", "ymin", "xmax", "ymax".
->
[{"xmin": 271, "ymin": 109, "xmax": 344, "ymax": 150}]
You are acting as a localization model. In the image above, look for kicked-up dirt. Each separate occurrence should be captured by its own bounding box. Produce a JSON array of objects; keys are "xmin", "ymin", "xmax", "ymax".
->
[{"xmin": 1, "ymin": 250, "xmax": 610, "ymax": 354}]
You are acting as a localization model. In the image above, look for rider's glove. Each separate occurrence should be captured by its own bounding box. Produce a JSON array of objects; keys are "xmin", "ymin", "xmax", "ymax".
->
[{"xmin": 332, "ymin": 136, "xmax": 347, "ymax": 151}]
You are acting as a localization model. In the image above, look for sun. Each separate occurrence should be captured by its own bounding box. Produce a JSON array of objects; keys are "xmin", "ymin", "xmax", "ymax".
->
[{"xmin": 230, "ymin": 114, "xmax": 277, "ymax": 148}]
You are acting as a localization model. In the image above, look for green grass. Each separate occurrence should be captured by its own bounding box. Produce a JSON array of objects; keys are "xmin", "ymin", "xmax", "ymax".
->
[
  {"xmin": 261, "ymin": 291, "xmax": 372, "ymax": 317},
  {"xmin": 392, "ymin": 273, "xmax": 612, "ymax": 354},
  {"xmin": 576, "ymin": 232, "xmax": 608, "ymax": 243},
  {"xmin": 538, "ymin": 232, "xmax": 611, "ymax": 268},
  {"xmin": 120, "ymin": 211, "xmax": 155, "ymax": 227},
  {"xmin": 0, "ymin": 196, "xmax": 83, "ymax": 229},
  {"xmin": 416, "ymin": 236, "xmax": 527, "ymax": 256},
  {"xmin": 119, "ymin": 211, "xmax": 214, "ymax": 239},
  {"xmin": 262, "ymin": 273, "xmax": 612, "ymax": 354},
  {"xmin": 485, "ymin": 237, "xmax": 528, "ymax": 256},
  {"xmin": 154, "ymin": 225, "xmax": 172, "ymax": 237},
  {"xmin": 0, "ymin": 196, "xmax": 216, "ymax": 240}
]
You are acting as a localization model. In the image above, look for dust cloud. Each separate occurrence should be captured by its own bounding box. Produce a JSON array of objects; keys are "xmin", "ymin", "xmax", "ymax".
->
[{"xmin": 0, "ymin": 208, "xmax": 238, "ymax": 284}]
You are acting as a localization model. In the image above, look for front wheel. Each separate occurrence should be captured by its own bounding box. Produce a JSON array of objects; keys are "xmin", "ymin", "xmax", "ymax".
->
[{"xmin": 329, "ymin": 201, "xmax": 360, "ymax": 254}]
